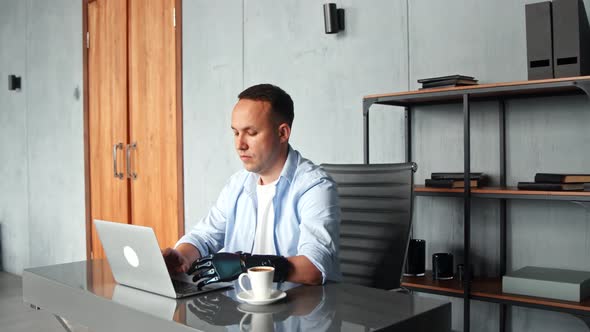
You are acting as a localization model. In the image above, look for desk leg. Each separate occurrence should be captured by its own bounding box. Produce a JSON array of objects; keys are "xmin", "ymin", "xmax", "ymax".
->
[
  {"xmin": 54, "ymin": 315, "xmax": 75, "ymax": 332},
  {"xmin": 53, "ymin": 315, "xmax": 91, "ymax": 332}
]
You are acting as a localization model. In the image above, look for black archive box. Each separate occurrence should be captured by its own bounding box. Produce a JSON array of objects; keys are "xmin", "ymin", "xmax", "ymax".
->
[
  {"xmin": 552, "ymin": 0, "xmax": 590, "ymax": 77},
  {"xmin": 526, "ymin": 1, "xmax": 554, "ymax": 79}
]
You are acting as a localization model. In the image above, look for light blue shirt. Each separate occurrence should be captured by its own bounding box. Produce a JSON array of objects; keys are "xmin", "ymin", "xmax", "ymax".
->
[{"xmin": 177, "ymin": 146, "xmax": 342, "ymax": 283}]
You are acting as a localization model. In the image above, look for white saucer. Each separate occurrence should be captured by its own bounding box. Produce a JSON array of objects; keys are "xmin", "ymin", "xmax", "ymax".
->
[{"xmin": 236, "ymin": 290, "xmax": 287, "ymax": 305}]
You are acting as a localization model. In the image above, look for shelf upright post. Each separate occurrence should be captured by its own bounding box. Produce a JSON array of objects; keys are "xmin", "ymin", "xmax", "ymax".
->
[
  {"xmin": 406, "ymin": 106, "xmax": 413, "ymax": 236},
  {"xmin": 572, "ymin": 79, "xmax": 590, "ymax": 331},
  {"xmin": 499, "ymin": 99, "xmax": 507, "ymax": 332},
  {"xmin": 363, "ymin": 98, "xmax": 373, "ymax": 164},
  {"xmin": 463, "ymin": 93, "xmax": 472, "ymax": 332},
  {"xmin": 405, "ymin": 107, "xmax": 412, "ymax": 163}
]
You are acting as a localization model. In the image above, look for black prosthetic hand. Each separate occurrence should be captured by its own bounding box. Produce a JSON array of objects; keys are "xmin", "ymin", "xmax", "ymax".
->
[{"xmin": 187, "ymin": 252, "xmax": 290, "ymax": 289}]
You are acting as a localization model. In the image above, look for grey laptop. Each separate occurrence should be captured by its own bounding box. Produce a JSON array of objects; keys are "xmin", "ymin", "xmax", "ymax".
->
[{"xmin": 94, "ymin": 219, "xmax": 232, "ymax": 298}]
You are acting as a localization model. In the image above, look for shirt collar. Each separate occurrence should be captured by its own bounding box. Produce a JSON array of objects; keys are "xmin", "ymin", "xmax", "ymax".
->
[
  {"xmin": 279, "ymin": 145, "xmax": 297, "ymax": 184},
  {"xmin": 244, "ymin": 145, "xmax": 297, "ymax": 195}
]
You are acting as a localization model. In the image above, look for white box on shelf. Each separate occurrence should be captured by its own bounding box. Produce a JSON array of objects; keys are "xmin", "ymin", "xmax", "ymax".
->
[{"xmin": 502, "ymin": 266, "xmax": 590, "ymax": 302}]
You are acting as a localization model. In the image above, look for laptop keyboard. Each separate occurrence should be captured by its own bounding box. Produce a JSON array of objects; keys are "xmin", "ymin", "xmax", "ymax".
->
[{"xmin": 172, "ymin": 279, "xmax": 201, "ymax": 294}]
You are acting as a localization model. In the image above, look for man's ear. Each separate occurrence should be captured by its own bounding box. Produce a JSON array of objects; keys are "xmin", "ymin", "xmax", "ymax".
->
[{"xmin": 278, "ymin": 123, "xmax": 291, "ymax": 143}]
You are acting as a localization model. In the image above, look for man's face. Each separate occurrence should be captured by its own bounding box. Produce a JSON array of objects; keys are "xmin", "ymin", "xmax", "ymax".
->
[{"xmin": 231, "ymin": 99, "xmax": 287, "ymax": 177}]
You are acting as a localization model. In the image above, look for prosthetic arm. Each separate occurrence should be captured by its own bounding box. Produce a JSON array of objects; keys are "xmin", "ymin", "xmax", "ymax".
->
[{"xmin": 187, "ymin": 252, "xmax": 291, "ymax": 289}]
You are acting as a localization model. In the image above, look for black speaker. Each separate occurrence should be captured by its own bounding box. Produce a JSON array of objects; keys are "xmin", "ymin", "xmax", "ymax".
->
[
  {"xmin": 552, "ymin": 0, "xmax": 590, "ymax": 77},
  {"xmin": 526, "ymin": 1, "xmax": 554, "ymax": 79},
  {"xmin": 404, "ymin": 239, "xmax": 425, "ymax": 277},
  {"xmin": 432, "ymin": 253, "xmax": 454, "ymax": 280}
]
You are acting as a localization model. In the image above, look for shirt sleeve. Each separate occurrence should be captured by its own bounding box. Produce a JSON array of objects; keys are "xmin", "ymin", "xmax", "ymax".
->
[
  {"xmin": 296, "ymin": 176, "xmax": 341, "ymax": 284},
  {"xmin": 175, "ymin": 181, "xmax": 231, "ymax": 257}
]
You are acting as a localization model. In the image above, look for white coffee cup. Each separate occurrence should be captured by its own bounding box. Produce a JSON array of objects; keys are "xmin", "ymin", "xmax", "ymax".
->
[{"xmin": 238, "ymin": 266, "xmax": 275, "ymax": 300}]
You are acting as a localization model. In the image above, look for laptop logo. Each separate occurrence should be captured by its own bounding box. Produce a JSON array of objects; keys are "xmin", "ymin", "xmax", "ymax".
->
[{"xmin": 123, "ymin": 246, "xmax": 139, "ymax": 267}]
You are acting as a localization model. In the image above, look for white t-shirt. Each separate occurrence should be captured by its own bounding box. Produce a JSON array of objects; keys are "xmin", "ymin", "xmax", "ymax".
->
[{"xmin": 252, "ymin": 178, "xmax": 278, "ymax": 255}]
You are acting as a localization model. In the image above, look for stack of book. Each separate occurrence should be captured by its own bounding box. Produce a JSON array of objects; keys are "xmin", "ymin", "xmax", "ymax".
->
[
  {"xmin": 517, "ymin": 173, "xmax": 590, "ymax": 191},
  {"xmin": 418, "ymin": 75, "xmax": 478, "ymax": 89},
  {"xmin": 425, "ymin": 172, "xmax": 486, "ymax": 188}
]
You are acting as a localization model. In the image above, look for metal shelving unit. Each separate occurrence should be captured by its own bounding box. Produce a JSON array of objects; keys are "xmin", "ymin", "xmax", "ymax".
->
[
  {"xmin": 362, "ymin": 76, "xmax": 590, "ymax": 332},
  {"xmin": 415, "ymin": 186, "xmax": 590, "ymax": 201}
]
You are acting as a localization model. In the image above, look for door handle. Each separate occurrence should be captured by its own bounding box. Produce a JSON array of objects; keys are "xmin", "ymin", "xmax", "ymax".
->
[
  {"xmin": 126, "ymin": 142, "xmax": 137, "ymax": 180},
  {"xmin": 113, "ymin": 143, "xmax": 124, "ymax": 179}
]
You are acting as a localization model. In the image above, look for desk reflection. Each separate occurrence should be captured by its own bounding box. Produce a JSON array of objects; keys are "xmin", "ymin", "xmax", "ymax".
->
[
  {"xmin": 185, "ymin": 282, "xmax": 335, "ymax": 332},
  {"xmin": 112, "ymin": 284, "xmax": 177, "ymax": 321}
]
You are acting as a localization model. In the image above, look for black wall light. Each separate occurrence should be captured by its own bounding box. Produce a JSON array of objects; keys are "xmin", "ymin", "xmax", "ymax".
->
[
  {"xmin": 323, "ymin": 3, "xmax": 345, "ymax": 34},
  {"xmin": 8, "ymin": 75, "xmax": 21, "ymax": 91}
]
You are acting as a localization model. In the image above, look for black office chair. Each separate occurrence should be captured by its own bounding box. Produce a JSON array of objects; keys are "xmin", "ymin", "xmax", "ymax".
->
[{"xmin": 321, "ymin": 162, "xmax": 417, "ymax": 290}]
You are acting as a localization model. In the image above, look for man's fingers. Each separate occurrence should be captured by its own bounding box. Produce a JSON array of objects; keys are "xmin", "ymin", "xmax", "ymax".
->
[
  {"xmin": 196, "ymin": 276, "xmax": 220, "ymax": 289},
  {"xmin": 172, "ymin": 264, "xmax": 187, "ymax": 274},
  {"xmin": 187, "ymin": 256, "xmax": 213, "ymax": 274},
  {"xmin": 195, "ymin": 260, "xmax": 213, "ymax": 270},
  {"xmin": 193, "ymin": 274, "xmax": 211, "ymax": 284},
  {"xmin": 188, "ymin": 262, "xmax": 213, "ymax": 276},
  {"xmin": 194, "ymin": 268, "xmax": 216, "ymax": 280},
  {"xmin": 161, "ymin": 247, "xmax": 174, "ymax": 257},
  {"xmin": 179, "ymin": 262, "xmax": 190, "ymax": 273}
]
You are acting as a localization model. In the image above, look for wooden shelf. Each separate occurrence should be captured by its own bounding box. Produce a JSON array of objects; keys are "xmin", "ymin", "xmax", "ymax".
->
[
  {"xmin": 402, "ymin": 272, "xmax": 590, "ymax": 315},
  {"xmin": 363, "ymin": 76, "xmax": 590, "ymax": 107},
  {"xmin": 414, "ymin": 185, "xmax": 590, "ymax": 201},
  {"xmin": 402, "ymin": 271, "xmax": 464, "ymax": 297}
]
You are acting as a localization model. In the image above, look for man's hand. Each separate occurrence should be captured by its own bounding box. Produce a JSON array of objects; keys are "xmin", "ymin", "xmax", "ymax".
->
[
  {"xmin": 187, "ymin": 252, "xmax": 244, "ymax": 288},
  {"xmin": 161, "ymin": 248, "xmax": 190, "ymax": 273}
]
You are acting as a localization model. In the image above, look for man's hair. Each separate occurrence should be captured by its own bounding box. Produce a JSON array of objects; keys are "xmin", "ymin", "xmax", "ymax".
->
[{"xmin": 238, "ymin": 84, "xmax": 294, "ymax": 127}]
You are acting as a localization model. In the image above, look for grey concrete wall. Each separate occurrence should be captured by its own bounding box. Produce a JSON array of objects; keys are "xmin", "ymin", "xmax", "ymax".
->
[
  {"xmin": 0, "ymin": 0, "xmax": 85, "ymax": 274},
  {"xmin": 25, "ymin": 0, "xmax": 86, "ymax": 268},
  {"xmin": 182, "ymin": 0, "xmax": 244, "ymax": 228},
  {"xmin": 0, "ymin": 0, "xmax": 29, "ymax": 274}
]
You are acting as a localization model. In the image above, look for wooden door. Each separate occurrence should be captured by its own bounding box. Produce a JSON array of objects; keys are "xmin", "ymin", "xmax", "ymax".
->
[
  {"xmin": 88, "ymin": 0, "xmax": 129, "ymax": 259},
  {"xmin": 128, "ymin": 0, "xmax": 183, "ymax": 248}
]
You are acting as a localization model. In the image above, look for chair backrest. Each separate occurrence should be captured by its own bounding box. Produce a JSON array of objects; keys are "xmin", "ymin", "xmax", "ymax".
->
[{"xmin": 321, "ymin": 162, "xmax": 416, "ymax": 290}]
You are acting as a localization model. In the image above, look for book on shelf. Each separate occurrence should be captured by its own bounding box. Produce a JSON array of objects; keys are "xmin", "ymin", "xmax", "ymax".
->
[
  {"xmin": 431, "ymin": 172, "xmax": 485, "ymax": 180},
  {"xmin": 425, "ymin": 179, "xmax": 479, "ymax": 188},
  {"xmin": 517, "ymin": 182, "xmax": 588, "ymax": 191},
  {"xmin": 420, "ymin": 79, "xmax": 479, "ymax": 89},
  {"xmin": 534, "ymin": 173, "xmax": 590, "ymax": 183},
  {"xmin": 417, "ymin": 74, "xmax": 475, "ymax": 83}
]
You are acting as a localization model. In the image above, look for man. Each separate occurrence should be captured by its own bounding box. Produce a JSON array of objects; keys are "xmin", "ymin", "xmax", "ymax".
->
[{"xmin": 162, "ymin": 84, "xmax": 341, "ymax": 287}]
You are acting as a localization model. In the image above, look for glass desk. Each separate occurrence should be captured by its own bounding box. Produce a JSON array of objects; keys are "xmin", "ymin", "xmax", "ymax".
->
[{"xmin": 22, "ymin": 260, "xmax": 451, "ymax": 331}]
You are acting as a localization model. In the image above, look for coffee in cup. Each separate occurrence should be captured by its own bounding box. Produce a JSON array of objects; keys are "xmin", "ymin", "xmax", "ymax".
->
[{"xmin": 238, "ymin": 266, "xmax": 275, "ymax": 300}]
